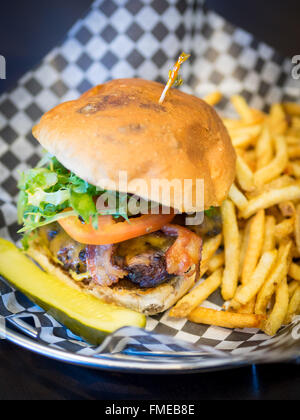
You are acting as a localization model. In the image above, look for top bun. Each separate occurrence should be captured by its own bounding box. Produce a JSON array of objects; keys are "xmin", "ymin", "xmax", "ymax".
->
[{"xmin": 33, "ymin": 79, "xmax": 236, "ymax": 212}]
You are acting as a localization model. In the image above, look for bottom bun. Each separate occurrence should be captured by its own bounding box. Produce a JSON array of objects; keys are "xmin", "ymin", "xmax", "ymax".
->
[{"xmin": 27, "ymin": 242, "xmax": 197, "ymax": 316}]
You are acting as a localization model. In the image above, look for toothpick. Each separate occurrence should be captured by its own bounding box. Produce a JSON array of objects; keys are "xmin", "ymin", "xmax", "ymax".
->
[{"xmin": 159, "ymin": 52, "xmax": 191, "ymax": 104}]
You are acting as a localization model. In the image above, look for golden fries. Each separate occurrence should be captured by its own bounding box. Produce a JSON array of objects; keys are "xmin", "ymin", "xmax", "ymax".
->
[
  {"xmin": 278, "ymin": 201, "xmax": 296, "ymax": 218},
  {"xmin": 203, "ymin": 91, "xmax": 222, "ymax": 107},
  {"xmin": 254, "ymin": 136, "xmax": 288, "ymax": 187},
  {"xmin": 227, "ymin": 124, "xmax": 262, "ymax": 138},
  {"xmin": 288, "ymin": 146, "xmax": 300, "ymax": 159},
  {"xmin": 207, "ymin": 252, "xmax": 224, "ymax": 273},
  {"xmin": 263, "ymin": 278, "xmax": 289, "ymax": 336},
  {"xmin": 290, "ymin": 161, "xmax": 300, "ymax": 178},
  {"xmin": 262, "ymin": 215, "xmax": 276, "ymax": 253},
  {"xmin": 172, "ymin": 95, "xmax": 300, "ymax": 336},
  {"xmin": 221, "ymin": 200, "xmax": 240, "ymax": 301},
  {"xmin": 255, "ymin": 240, "xmax": 292, "ymax": 315},
  {"xmin": 294, "ymin": 204, "xmax": 300, "ymax": 254},
  {"xmin": 231, "ymin": 95, "xmax": 255, "ymax": 123},
  {"xmin": 268, "ymin": 104, "xmax": 288, "ymax": 135},
  {"xmin": 228, "ymin": 183, "xmax": 248, "ymax": 211},
  {"xmin": 274, "ymin": 217, "xmax": 295, "ymax": 240},
  {"xmin": 286, "ymin": 136, "xmax": 300, "ymax": 146},
  {"xmin": 255, "ymin": 175, "xmax": 295, "ymax": 193},
  {"xmin": 283, "ymin": 102, "xmax": 300, "ymax": 116},
  {"xmin": 169, "ymin": 269, "xmax": 223, "ymax": 318},
  {"xmin": 241, "ymin": 185, "xmax": 300, "ymax": 218},
  {"xmin": 255, "ymin": 126, "xmax": 273, "ymax": 170},
  {"xmin": 200, "ymin": 234, "xmax": 222, "ymax": 277},
  {"xmin": 230, "ymin": 125, "xmax": 262, "ymax": 148},
  {"xmin": 241, "ymin": 210, "xmax": 265, "ymax": 285},
  {"xmin": 239, "ymin": 220, "xmax": 251, "ymax": 276},
  {"xmin": 236, "ymin": 155, "xmax": 255, "ymax": 192},
  {"xmin": 284, "ymin": 286, "xmax": 300, "ymax": 324},
  {"xmin": 288, "ymin": 262, "xmax": 300, "ymax": 281},
  {"xmin": 236, "ymin": 250, "xmax": 277, "ymax": 306},
  {"xmin": 288, "ymin": 280, "xmax": 299, "ymax": 298},
  {"xmin": 188, "ymin": 307, "xmax": 266, "ymax": 329},
  {"xmin": 237, "ymin": 299, "xmax": 256, "ymax": 314}
]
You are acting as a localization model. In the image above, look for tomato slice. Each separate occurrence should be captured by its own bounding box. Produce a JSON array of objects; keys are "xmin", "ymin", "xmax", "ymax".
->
[{"xmin": 58, "ymin": 213, "xmax": 175, "ymax": 245}]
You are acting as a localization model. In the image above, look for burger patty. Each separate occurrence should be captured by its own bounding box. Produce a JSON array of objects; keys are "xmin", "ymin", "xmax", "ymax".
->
[
  {"xmin": 38, "ymin": 224, "xmax": 175, "ymax": 288},
  {"xmin": 115, "ymin": 250, "xmax": 173, "ymax": 288},
  {"xmin": 57, "ymin": 246, "xmax": 87, "ymax": 274}
]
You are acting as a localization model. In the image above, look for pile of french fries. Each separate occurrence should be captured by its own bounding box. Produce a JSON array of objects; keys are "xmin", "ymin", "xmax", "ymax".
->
[{"xmin": 170, "ymin": 93, "xmax": 300, "ymax": 336}]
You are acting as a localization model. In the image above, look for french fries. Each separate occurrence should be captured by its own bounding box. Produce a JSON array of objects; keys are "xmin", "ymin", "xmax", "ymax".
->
[
  {"xmin": 288, "ymin": 146, "xmax": 300, "ymax": 159},
  {"xmin": 221, "ymin": 200, "xmax": 240, "ymax": 301},
  {"xmin": 203, "ymin": 91, "xmax": 222, "ymax": 107},
  {"xmin": 283, "ymin": 102, "xmax": 300, "ymax": 116},
  {"xmin": 294, "ymin": 204, "xmax": 300, "ymax": 254},
  {"xmin": 235, "ymin": 250, "xmax": 277, "ymax": 305},
  {"xmin": 290, "ymin": 161, "xmax": 300, "ymax": 177},
  {"xmin": 230, "ymin": 125, "xmax": 262, "ymax": 148},
  {"xmin": 200, "ymin": 234, "xmax": 222, "ymax": 277},
  {"xmin": 228, "ymin": 183, "xmax": 248, "ymax": 211},
  {"xmin": 241, "ymin": 210, "xmax": 265, "ymax": 285},
  {"xmin": 254, "ymin": 136, "xmax": 288, "ymax": 187},
  {"xmin": 268, "ymin": 104, "xmax": 288, "ymax": 135},
  {"xmin": 241, "ymin": 185, "xmax": 300, "ymax": 218},
  {"xmin": 262, "ymin": 216, "xmax": 276, "ymax": 253},
  {"xmin": 231, "ymin": 95, "xmax": 255, "ymax": 123},
  {"xmin": 239, "ymin": 219, "xmax": 251, "ymax": 276},
  {"xmin": 207, "ymin": 252, "xmax": 224, "ymax": 273},
  {"xmin": 289, "ymin": 262, "xmax": 300, "ymax": 281},
  {"xmin": 278, "ymin": 201, "xmax": 295, "ymax": 218},
  {"xmin": 284, "ymin": 286, "xmax": 300, "ymax": 324},
  {"xmin": 253, "ymin": 175, "xmax": 295, "ymax": 194},
  {"xmin": 170, "ymin": 93, "xmax": 300, "ymax": 337},
  {"xmin": 255, "ymin": 240, "xmax": 292, "ymax": 315},
  {"xmin": 236, "ymin": 155, "xmax": 255, "ymax": 192},
  {"xmin": 188, "ymin": 307, "xmax": 266, "ymax": 329},
  {"xmin": 288, "ymin": 280, "xmax": 299, "ymax": 298},
  {"xmin": 170, "ymin": 269, "xmax": 223, "ymax": 318},
  {"xmin": 274, "ymin": 217, "xmax": 295, "ymax": 240},
  {"xmin": 263, "ymin": 278, "xmax": 289, "ymax": 336},
  {"xmin": 255, "ymin": 126, "xmax": 273, "ymax": 170},
  {"xmin": 237, "ymin": 299, "xmax": 256, "ymax": 315},
  {"xmin": 286, "ymin": 136, "xmax": 300, "ymax": 146}
]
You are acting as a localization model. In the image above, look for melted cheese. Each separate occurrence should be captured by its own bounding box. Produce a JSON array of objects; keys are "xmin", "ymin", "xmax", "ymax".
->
[{"xmin": 117, "ymin": 233, "xmax": 174, "ymax": 265}]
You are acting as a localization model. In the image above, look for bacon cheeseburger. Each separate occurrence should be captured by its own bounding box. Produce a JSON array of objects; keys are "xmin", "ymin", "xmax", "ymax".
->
[{"xmin": 18, "ymin": 78, "xmax": 236, "ymax": 315}]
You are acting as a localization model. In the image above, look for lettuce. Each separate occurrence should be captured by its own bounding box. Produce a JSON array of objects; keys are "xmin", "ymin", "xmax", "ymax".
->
[
  {"xmin": 18, "ymin": 152, "xmax": 218, "ymax": 236},
  {"xmin": 204, "ymin": 206, "xmax": 220, "ymax": 219},
  {"xmin": 28, "ymin": 189, "xmax": 70, "ymax": 207},
  {"xmin": 17, "ymin": 153, "xmax": 128, "ymax": 233}
]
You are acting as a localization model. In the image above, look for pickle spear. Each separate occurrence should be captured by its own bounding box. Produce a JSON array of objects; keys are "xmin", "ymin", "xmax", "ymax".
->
[{"xmin": 0, "ymin": 238, "xmax": 146, "ymax": 345}]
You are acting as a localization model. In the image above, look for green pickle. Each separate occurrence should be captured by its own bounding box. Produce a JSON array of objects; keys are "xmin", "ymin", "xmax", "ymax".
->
[{"xmin": 0, "ymin": 238, "xmax": 146, "ymax": 345}]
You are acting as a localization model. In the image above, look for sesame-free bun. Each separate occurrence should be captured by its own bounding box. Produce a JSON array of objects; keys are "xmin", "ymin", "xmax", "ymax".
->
[{"xmin": 33, "ymin": 79, "xmax": 236, "ymax": 212}]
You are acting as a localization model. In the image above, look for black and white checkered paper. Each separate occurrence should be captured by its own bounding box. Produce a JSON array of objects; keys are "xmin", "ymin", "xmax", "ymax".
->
[{"xmin": 0, "ymin": 0, "xmax": 300, "ymax": 365}]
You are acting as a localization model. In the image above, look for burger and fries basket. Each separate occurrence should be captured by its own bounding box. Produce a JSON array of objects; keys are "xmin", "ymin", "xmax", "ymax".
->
[{"xmin": 0, "ymin": 0, "xmax": 299, "ymax": 370}]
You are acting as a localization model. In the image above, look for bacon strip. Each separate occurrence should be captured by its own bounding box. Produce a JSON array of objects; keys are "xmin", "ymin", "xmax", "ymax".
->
[
  {"xmin": 161, "ymin": 224, "xmax": 202, "ymax": 277},
  {"xmin": 86, "ymin": 244, "xmax": 127, "ymax": 287}
]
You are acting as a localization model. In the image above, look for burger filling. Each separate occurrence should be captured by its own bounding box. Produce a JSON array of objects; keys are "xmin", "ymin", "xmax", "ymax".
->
[
  {"xmin": 37, "ymin": 223, "xmax": 189, "ymax": 288},
  {"xmin": 17, "ymin": 153, "xmax": 221, "ymax": 289}
]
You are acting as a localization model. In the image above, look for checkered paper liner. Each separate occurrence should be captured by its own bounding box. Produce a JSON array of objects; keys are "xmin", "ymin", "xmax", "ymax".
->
[{"xmin": 0, "ymin": 0, "xmax": 300, "ymax": 365}]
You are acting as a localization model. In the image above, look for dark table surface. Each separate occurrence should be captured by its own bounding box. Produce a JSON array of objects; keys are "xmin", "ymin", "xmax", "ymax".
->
[
  {"xmin": 0, "ymin": 0, "xmax": 300, "ymax": 400},
  {"xmin": 0, "ymin": 339, "xmax": 299, "ymax": 400}
]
